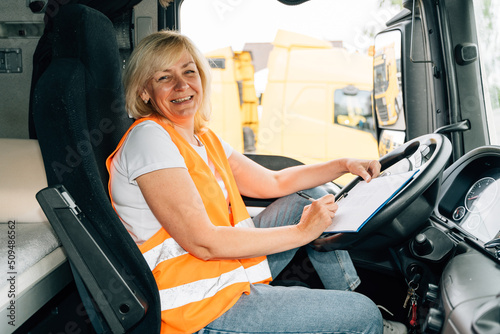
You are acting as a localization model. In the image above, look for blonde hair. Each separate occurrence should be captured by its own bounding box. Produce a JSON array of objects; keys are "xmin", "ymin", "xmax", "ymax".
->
[{"xmin": 123, "ymin": 30, "xmax": 212, "ymax": 134}]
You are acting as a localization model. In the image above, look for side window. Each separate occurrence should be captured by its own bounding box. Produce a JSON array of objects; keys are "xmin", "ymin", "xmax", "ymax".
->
[
  {"xmin": 473, "ymin": 0, "xmax": 500, "ymax": 144},
  {"xmin": 334, "ymin": 87, "xmax": 375, "ymax": 136}
]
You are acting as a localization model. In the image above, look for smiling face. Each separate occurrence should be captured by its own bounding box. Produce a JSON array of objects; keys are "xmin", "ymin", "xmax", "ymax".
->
[{"xmin": 141, "ymin": 49, "xmax": 203, "ymax": 128}]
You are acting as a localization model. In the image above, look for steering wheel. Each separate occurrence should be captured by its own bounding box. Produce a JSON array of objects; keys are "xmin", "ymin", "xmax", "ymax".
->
[{"xmin": 312, "ymin": 133, "xmax": 452, "ymax": 251}]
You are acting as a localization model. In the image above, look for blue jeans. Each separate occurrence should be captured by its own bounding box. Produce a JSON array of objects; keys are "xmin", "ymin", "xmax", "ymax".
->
[{"xmin": 197, "ymin": 188, "xmax": 383, "ymax": 334}]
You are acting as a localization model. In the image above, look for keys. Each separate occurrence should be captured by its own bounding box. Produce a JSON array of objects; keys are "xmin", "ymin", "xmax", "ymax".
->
[
  {"xmin": 405, "ymin": 281, "xmax": 419, "ymax": 330},
  {"xmin": 403, "ymin": 280, "xmax": 419, "ymax": 308},
  {"xmin": 409, "ymin": 296, "xmax": 418, "ymax": 327},
  {"xmin": 403, "ymin": 286, "xmax": 415, "ymax": 308},
  {"xmin": 403, "ymin": 279, "xmax": 420, "ymax": 331}
]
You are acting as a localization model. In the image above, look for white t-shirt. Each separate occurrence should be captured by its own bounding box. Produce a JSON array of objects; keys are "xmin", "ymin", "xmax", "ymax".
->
[{"xmin": 109, "ymin": 120, "xmax": 233, "ymax": 244}]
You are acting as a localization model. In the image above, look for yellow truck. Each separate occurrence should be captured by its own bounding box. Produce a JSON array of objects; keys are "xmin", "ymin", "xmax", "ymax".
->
[
  {"xmin": 257, "ymin": 30, "xmax": 379, "ymax": 185},
  {"xmin": 373, "ymin": 42, "xmax": 402, "ymax": 126},
  {"xmin": 205, "ymin": 47, "xmax": 259, "ymax": 153}
]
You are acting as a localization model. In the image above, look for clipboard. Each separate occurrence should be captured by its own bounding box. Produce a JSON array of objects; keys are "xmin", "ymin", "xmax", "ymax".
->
[{"xmin": 324, "ymin": 169, "xmax": 420, "ymax": 233}]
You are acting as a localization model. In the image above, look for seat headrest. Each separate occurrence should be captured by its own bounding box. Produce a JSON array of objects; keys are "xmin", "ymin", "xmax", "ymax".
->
[
  {"xmin": 51, "ymin": 5, "xmax": 121, "ymax": 90},
  {"xmin": 0, "ymin": 139, "xmax": 48, "ymax": 223},
  {"xmin": 33, "ymin": 4, "xmax": 134, "ymax": 193},
  {"xmin": 43, "ymin": 0, "xmax": 143, "ymax": 24}
]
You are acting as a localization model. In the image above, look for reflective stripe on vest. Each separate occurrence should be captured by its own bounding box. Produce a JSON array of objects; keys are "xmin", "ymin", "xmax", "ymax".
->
[
  {"xmin": 141, "ymin": 232, "xmax": 270, "ymax": 285},
  {"xmin": 106, "ymin": 116, "xmax": 272, "ymax": 334},
  {"xmin": 234, "ymin": 217, "xmax": 255, "ymax": 229}
]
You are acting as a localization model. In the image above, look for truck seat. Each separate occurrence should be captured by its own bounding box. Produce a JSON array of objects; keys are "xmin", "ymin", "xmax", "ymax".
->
[{"xmin": 31, "ymin": 4, "xmax": 160, "ymax": 333}]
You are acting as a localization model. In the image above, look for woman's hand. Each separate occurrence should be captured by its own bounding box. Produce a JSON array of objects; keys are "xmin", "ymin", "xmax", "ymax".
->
[
  {"xmin": 344, "ymin": 159, "xmax": 381, "ymax": 183},
  {"xmin": 296, "ymin": 194, "xmax": 338, "ymax": 240}
]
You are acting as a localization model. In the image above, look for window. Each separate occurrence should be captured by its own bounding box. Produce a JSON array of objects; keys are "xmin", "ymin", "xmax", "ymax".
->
[
  {"xmin": 180, "ymin": 0, "xmax": 401, "ymax": 176},
  {"xmin": 473, "ymin": 0, "xmax": 500, "ymax": 143},
  {"xmin": 334, "ymin": 87, "xmax": 375, "ymax": 137}
]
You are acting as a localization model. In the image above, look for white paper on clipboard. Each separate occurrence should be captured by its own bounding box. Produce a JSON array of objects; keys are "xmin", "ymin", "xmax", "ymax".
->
[{"xmin": 324, "ymin": 169, "xmax": 420, "ymax": 233}]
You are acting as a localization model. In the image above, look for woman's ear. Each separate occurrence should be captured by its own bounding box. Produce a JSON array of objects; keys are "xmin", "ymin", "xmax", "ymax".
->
[{"xmin": 140, "ymin": 90, "xmax": 150, "ymax": 104}]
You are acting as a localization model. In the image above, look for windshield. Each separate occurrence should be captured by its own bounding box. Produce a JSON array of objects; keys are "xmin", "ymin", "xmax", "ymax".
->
[
  {"xmin": 373, "ymin": 62, "xmax": 388, "ymax": 94},
  {"xmin": 334, "ymin": 89, "xmax": 375, "ymax": 136},
  {"xmin": 473, "ymin": 0, "xmax": 500, "ymax": 144},
  {"xmin": 180, "ymin": 0, "xmax": 401, "ymax": 184}
]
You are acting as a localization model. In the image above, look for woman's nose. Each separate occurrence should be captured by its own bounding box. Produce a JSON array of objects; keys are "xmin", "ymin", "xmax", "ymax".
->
[{"xmin": 174, "ymin": 77, "xmax": 189, "ymax": 90}]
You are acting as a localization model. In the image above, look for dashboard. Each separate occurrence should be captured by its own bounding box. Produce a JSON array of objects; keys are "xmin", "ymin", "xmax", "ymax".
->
[
  {"xmin": 425, "ymin": 146, "xmax": 500, "ymax": 333},
  {"xmin": 438, "ymin": 154, "xmax": 500, "ymax": 243}
]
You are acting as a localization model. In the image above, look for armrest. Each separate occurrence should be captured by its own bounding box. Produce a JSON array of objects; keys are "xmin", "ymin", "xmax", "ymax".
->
[{"xmin": 36, "ymin": 185, "xmax": 147, "ymax": 333}]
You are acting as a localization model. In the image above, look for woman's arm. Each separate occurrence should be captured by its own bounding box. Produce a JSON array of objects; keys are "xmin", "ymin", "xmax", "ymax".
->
[
  {"xmin": 136, "ymin": 167, "xmax": 336, "ymax": 261},
  {"xmin": 228, "ymin": 150, "xmax": 381, "ymax": 199}
]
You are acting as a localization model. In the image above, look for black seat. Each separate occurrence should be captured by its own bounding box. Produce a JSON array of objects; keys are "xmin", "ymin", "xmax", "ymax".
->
[
  {"xmin": 32, "ymin": 4, "xmax": 160, "ymax": 333},
  {"xmin": 28, "ymin": 0, "xmax": 141, "ymax": 139}
]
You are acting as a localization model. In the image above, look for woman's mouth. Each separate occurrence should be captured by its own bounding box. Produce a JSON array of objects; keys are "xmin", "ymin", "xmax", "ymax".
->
[{"xmin": 171, "ymin": 96, "xmax": 193, "ymax": 104}]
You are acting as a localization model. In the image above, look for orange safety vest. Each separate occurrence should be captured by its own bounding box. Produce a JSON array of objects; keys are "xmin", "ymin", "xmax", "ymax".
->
[{"xmin": 106, "ymin": 116, "xmax": 272, "ymax": 334}]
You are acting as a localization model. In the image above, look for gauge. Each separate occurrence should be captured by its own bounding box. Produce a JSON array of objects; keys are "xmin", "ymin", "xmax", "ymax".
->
[
  {"xmin": 465, "ymin": 214, "xmax": 481, "ymax": 230},
  {"xmin": 465, "ymin": 177, "xmax": 498, "ymax": 213},
  {"xmin": 452, "ymin": 206, "xmax": 466, "ymax": 221}
]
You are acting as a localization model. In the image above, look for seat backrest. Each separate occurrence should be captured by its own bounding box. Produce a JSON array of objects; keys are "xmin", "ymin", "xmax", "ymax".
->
[
  {"xmin": 28, "ymin": 0, "xmax": 141, "ymax": 138},
  {"xmin": 32, "ymin": 4, "xmax": 160, "ymax": 333}
]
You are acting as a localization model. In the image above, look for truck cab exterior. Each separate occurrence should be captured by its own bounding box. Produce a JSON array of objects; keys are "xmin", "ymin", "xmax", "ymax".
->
[
  {"xmin": 374, "ymin": 42, "xmax": 403, "ymax": 126},
  {"xmin": 258, "ymin": 30, "xmax": 379, "ymax": 185},
  {"xmin": 206, "ymin": 47, "xmax": 260, "ymax": 154}
]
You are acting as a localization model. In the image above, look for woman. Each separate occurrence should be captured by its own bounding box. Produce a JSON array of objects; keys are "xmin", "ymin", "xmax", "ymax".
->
[{"xmin": 107, "ymin": 30, "xmax": 398, "ymax": 334}]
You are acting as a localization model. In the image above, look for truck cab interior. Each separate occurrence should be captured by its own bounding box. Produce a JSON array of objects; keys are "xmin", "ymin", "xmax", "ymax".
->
[{"xmin": 1, "ymin": 0, "xmax": 499, "ymax": 333}]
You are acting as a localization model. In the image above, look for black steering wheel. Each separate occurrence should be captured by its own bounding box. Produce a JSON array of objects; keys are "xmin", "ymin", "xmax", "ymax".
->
[{"xmin": 312, "ymin": 133, "xmax": 452, "ymax": 251}]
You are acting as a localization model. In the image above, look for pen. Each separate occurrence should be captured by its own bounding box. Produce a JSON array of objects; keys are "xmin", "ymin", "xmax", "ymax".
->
[
  {"xmin": 296, "ymin": 191, "xmax": 315, "ymax": 202},
  {"xmin": 335, "ymin": 192, "xmax": 348, "ymax": 202},
  {"xmin": 297, "ymin": 191, "xmax": 348, "ymax": 203},
  {"xmin": 379, "ymin": 170, "xmax": 391, "ymax": 177}
]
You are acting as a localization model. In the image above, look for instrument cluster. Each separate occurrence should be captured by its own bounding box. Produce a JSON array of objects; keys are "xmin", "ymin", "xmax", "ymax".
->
[{"xmin": 438, "ymin": 155, "xmax": 500, "ymax": 243}]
